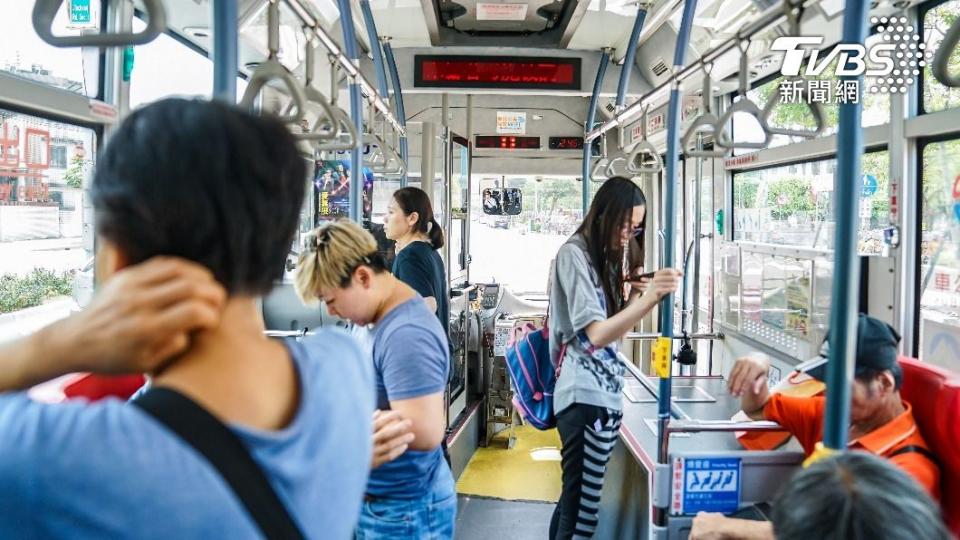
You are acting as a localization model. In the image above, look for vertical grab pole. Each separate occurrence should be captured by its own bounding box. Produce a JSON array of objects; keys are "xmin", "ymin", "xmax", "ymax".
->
[
  {"xmin": 336, "ymin": 0, "xmax": 365, "ymax": 223},
  {"xmin": 655, "ymin": 0, "xmax": 698, "ymax": 529},
  {"xmin": 358, "ymin": 0, "xmax": 389, "ymax": 97},
  {"xmin": 212, "ymin": 0, "xmax": 238, "ymax": 102},
  {"xmin": 823, "ymin": 0, "xmax": 869, "ymax": 450},
  {"xmin": 615, "ymin": 3, "xmax": 649, "ymax": 108},
  {"xmin": 382, "ymin": 40, "xmax": 408, "ymax": 186},
  {"xmin": 583, "ymin": 49, "xmax": 611, "ymax": 213}
]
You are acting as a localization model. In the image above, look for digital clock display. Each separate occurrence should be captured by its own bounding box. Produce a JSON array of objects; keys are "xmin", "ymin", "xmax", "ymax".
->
[
  {"xmin": 549, "ymin": 137, "xmax": 585, "ymax": 150},
  {"xmin": 415, "ymin": 56, "xmax": 581, "ymax": 90}
]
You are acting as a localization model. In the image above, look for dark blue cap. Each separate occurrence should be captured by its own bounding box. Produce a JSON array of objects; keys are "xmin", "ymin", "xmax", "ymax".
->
[{"xmin": 799, "ymin": 314, "xmax": 901, "ymax": 381}]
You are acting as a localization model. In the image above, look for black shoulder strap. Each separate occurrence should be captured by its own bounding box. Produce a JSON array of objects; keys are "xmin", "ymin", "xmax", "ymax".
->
[
  {"xmin": 133, "ymin": 387, "xmax": 305, "ymax": 540},
  {"xmin": 887, "ymin": 444, "xmax": 941, "ymax": 467}
]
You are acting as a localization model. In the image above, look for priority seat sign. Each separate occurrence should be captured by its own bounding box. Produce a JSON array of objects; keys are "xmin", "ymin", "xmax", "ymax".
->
[{"xmin": 672, "ymin": 457, "xmax": 742, "ymax": 515}]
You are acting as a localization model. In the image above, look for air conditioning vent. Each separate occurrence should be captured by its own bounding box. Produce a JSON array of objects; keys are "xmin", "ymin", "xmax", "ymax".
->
[{"xmin": 651, "ymin": 58, "xmax": 669, "ymax": 77}]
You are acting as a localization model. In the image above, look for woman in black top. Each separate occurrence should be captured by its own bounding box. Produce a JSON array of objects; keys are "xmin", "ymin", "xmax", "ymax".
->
[{"xmin": 383, "ymin": 187, "xmax": 448, "ymax": 333}]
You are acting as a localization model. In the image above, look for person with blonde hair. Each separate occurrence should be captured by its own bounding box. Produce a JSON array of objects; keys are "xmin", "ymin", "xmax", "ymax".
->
[{"xmin": 295, "ymin": 219, "xmax": 455, "ymax": 539}]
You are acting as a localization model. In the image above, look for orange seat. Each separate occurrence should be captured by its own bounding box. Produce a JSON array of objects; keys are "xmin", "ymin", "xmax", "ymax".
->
[
  {"xmin": 62, "ymin": 373, "xmax": 146, "ymax": 402},
  {"xmin": 899, "ymin": 356, "xmax": 960, "ymax": 536}
]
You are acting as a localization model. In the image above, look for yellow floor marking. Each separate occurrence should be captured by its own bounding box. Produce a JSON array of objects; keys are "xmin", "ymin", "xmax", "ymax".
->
[{"xmin": 456, "ymin": 424, "xmax": 562, "ymax": 503}]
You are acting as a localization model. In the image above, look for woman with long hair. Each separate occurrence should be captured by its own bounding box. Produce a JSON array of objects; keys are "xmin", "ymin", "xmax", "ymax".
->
[
  {"xmin": 294, "ymin": 220, "xmax": 455, "ymax": 539},
  {"xmin": 383, "ymin": 187, "xmax": 448, "ymax": 333},
  {"xmin": 549, "ymin": 177, "xmax": 682, "ymax": 539}
]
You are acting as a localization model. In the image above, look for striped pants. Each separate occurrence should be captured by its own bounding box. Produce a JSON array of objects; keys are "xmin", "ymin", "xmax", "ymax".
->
[{"xmin": 549, "ymin": 404, "xmax": 623, "ymax": 540}]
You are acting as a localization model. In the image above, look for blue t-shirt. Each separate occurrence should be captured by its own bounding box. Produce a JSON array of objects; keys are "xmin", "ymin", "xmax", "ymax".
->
[
  {"xmin": 367, "ymin": 296, "xmax": 450, "ymax": 499},
  {"xmin": 0, "ymin": 329, "xmax": 374, "ymax": 539},
  {"xmin": 392, "ymin": 241, "xmax": 449, "ymax": 335}
]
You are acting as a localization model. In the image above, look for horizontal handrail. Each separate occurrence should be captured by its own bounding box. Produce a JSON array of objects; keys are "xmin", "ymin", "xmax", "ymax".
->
[
  {"xmin": 666, "ymin": 419, "xmax": 783, "ymax": 433},
  {"xmin": 33, "ymin": 0, "xmax": 166, "ymax": 48},
  {"xmin": 624, "ymin": 332, "xmax": 724, "ymax": 341},
  {"xmin": 284, "ymin": 0, "xmax": 405, "ymax": 137},
  {"xmin": 585, "ymin": 0, "xmax": 821, "ymax": 143}
]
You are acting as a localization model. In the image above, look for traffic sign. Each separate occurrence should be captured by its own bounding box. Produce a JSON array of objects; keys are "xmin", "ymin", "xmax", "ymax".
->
[{"xmin": 861, "ymin": 174, "xmax": 878, "ymax": 197}]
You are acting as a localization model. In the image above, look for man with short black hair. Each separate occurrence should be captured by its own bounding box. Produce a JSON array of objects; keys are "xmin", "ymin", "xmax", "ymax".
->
[
  {"xmin": 0, "ymin": 99, "xmax": 374, "ymax": 538},
  {"xmin": 728, "ymin": 313, "xmax": 940, "ymax": 499}
]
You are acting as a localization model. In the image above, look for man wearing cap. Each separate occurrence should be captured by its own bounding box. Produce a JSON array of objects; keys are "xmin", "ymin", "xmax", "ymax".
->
[{"xmin": 728, "ymin": 313, "xmax": 940, "ymax": 500}]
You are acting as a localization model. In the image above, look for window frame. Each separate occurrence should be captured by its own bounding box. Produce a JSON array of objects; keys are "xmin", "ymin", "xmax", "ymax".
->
[
  {"xmin": 918, "ymin": 0, "xmax": 955, "ymax": 116},
  {"xmin": 913, "ymin": 132, "xmax": 960, "ymax": 357},
  {"xmin": 729, "ymin": 144, "xmax": 889, "ymax": 244}
]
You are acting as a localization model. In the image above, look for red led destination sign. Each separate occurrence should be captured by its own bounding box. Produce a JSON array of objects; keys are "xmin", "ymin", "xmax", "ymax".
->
[{"xmin": 415, "ymin": 55, "xmax": 581, "ymax": 91}]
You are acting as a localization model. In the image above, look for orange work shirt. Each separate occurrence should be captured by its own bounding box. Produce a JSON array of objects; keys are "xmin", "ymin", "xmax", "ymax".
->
[{"xmin": 763, "ymin": 394, "xmax": 941, "ymax": 500}]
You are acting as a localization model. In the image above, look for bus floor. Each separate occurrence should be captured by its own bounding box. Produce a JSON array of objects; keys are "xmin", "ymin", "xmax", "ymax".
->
[
  {"xmin": 455, "ymin": 496, "xmax": 554, "ymax": 539},
  {"xmin": 454, "ymin": 424, "xmax": 562, "ymax": 538}
]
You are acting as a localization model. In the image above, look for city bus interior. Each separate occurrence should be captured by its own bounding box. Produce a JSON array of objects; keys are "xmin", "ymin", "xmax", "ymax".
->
[{"xmin": 3, "ymin": 0, "xmax": 960, "ymax": 537}]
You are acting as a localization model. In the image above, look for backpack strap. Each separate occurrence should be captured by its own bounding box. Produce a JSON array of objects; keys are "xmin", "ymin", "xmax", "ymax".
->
[
  {"xmin": 887, "ymin": 444, "xmax": 941, "ymax": 468},
  {"xmin": 133, "ymin": 387, "xmax": 306, "ymax": 540}
]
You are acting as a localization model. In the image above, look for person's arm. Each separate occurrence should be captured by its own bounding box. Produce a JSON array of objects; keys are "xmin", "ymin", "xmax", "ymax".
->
[
  {"xmin": 727, "ymin": 353, "xmax": 772, "ymax": 420},
  {"xmin": 689, "ymin": 513, "xmax": 775, "ymax": 540},
  {"xmin": 0, "ymin": 257, "xmax": 225, "ymax": 392},
  {"xmin": 381, "ymin": 327, "xmax": 448, "ymax": 451},
  {"xmin": 389, "ymin": 393, "xmax": 445, "ymax": 450},
  {"xmin": 583, "ymin": 269, "xmax": 682, "ymax": 349}
]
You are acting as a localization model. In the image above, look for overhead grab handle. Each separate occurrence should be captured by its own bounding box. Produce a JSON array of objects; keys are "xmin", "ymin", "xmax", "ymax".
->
[
  {"xmin": 682, "ymin": 64, "xmax": 726, "ymax": 158},
  {"xmin": 761, "ymin": 79, "xmax": 827, "ymax": 138},
  {"xmin": 760, "ymin": 3, "xmax": 825, "ymax": 138},
  {"xmin": 33, "ymin": 0, "xmax": 166, "ymax": 48},
  {"xmin": 933, "ymin": 15, "xmax": 960, "ymax": 87},
  {"xmin": 316, "ymin": 107, "xmax": 360, "ymax": 152},
  {"xmin": 715, "ymin": 41, "xmax": 772, "ymax": 150},
  {"xmin": 239, "ymin": 1, "xmax": 306, "ymax": 125},
  {"xmin": 604, "ymin": 156, "xmax": 628, "ymax": 178},
  {"xmin": 292, "ymin": 40, "xmax": 339, "ymax": 142},
  {"xmin": 625, "ymin": 108, "xmax": 662, "ymax": 174}
]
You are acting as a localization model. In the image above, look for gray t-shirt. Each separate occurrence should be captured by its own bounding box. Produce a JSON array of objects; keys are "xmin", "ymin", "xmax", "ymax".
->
[{"xmin": 549, "ymin": 235, "xmax": 625, "ymax": 414}]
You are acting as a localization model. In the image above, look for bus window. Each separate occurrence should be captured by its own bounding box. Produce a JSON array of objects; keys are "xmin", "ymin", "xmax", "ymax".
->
[
  {"xmin": 0, "ymin": 1, "xmax": 101, "ymax": 98},
  {"xmin": 129, "ymin": 19, "xmax": 247, "ymax": 108},
  {"xmin": 0, "ymin": 108, "xmax": 96, "ymax": 338},
  {"xmin": 922, "ymin": 0, "xmax": 960, "ymax": 114},
  {"xmin": 919, "ymin": 138, "xmax": 960, "ymax": 360},
  {"xmin": 732, "ymin": 151, "xmax": 890, "ymax": 254},
  {"xmin": 732, "ymin": 37, "xmax": 890, "ymax": 155},
  {"xmin": 470, "ymin": 177, "xmax": 579, "ymax": 293}
]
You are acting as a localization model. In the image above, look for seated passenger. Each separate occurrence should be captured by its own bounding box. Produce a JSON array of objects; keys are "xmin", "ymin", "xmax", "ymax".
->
[
  {"xmin": 294, "ymin": 220, "xmax": 455, "ymax": 539},
  {"xmin": 690, "ymin": 451, "xmax": 949, "ymax": 540},
  {"xmin": 728, "ymin": 313, "xmax": 940, "ymax": 499},
  {"xmin": 0, "ymin": 99, "xmax": 374, "ymax": 538}
]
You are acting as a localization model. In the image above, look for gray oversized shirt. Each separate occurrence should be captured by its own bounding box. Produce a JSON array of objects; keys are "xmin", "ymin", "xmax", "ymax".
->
[{"xmin": 549, "ymin": 234, "xmax": 625, "ymax": 414}]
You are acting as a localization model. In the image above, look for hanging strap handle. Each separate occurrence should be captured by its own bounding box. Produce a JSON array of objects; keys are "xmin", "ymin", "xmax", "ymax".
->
[
  {"xmin": 33, "ymin": 0, "xmax": 166, "ymax": 48},
  {"xmin": 239, "ymin": 1, "xmax": 307, "ymax": 125},
  {"xmin": 682, "ymin": 63, "xmax": 727, "ymax": 158},
  {"xmin": 715, "ymin": 41, "xmax": 772, "ymax": 150}
]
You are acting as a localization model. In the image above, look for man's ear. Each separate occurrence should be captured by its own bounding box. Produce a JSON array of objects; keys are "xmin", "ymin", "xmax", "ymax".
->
[
  {"xmin": 94, "ymin": 239, "xmax": 131, "ymax": 285},
  {"xmin": 355, "ymin": 266, "xmax": 373, "ymax": 289},
  {"xmin": 878, "ymin": 370, "xmax": 897, "ymax": 394}
]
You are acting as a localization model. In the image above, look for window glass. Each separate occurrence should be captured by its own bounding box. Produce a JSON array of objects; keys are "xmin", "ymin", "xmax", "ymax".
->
[
  {"xmin": 0, "ymin": 1, "xmax": 101, "ymax": 97},
  {"xmin": 129, "ymin": 20, "xmax": 247, "ymax": 108},
  {"xmin": 922, "ymin": 0, "xmax": 960, "ymax": 113},
  {"xmin": 0, "ymin": 108, "xmax": 96, "ymax": 339},
  {"xmin": 732, "ymin": 150, "xmax": 890, "ymax": 254},
  {"xmin": 470, "ymin": 177, "xmax": 579, "ymax": 293},
  {"xmin": 919, "ymin": 139, "xmax": 960, "ymax": 356},
  {"xmin": 732, "ymin": 39, "xmax": 890, "ymax": 153}
]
